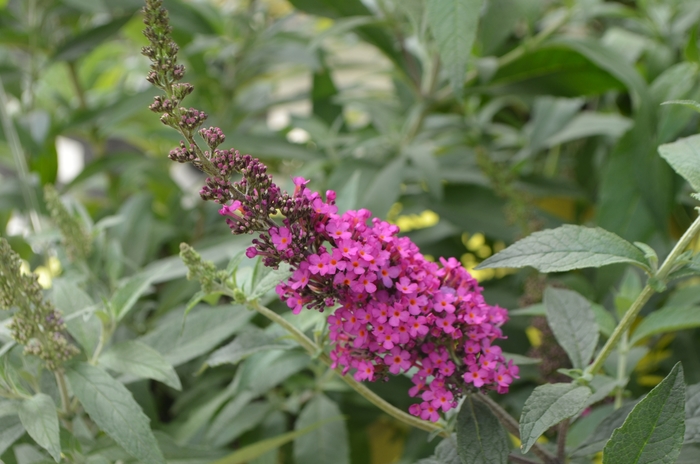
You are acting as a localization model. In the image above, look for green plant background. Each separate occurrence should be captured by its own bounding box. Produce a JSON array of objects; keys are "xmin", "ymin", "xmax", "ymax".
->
[{"xmin": 2, "ymin": 0, "xmax": 700, "ymax": 462}]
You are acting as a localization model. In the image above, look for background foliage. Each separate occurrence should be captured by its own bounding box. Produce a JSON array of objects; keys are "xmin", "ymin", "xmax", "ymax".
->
[{"xmin": 2, "ymin": 0, "xmax": 700, "ymax": 462}]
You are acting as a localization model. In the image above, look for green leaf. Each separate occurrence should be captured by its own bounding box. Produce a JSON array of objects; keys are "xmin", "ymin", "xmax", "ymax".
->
[
  {"xmin": 476, "ymin": 225, "xmax": 649, "ymax": 272},
  {"xmin": 661, "ymin": 100, "xmax": 700, "ymax": 114},
  {"xmin": 212, "ymin": 417, "xmax": 339, "ymax": 464},
  {"xmin": 456, "ymin": 395, "xmax": 509, "ymax": 464},
  {"xmin": 99, "ymin": 340, "xmax": 181, "ymax": 390},
  {"xmin": 249, "ymin": 263, "xmax": 292, "ymax": 300},
  {"xmin": 630, "ymin": 306, "xmax": 700, "ymax": 345},
  {"xmin": 572, "ymin": 401, "xmax": 638, "ymax": 457},
  {"xmin": 490, "ymin": 45, "xmax": 626, "ymax": 97},
  {"xmin": 427, "ymin": 0, "xmax": 484, "ymax": 98},
  {"xmin": 658, "ymin": 133, "xmax": 700, "ymax": 192},
  {"xmin": 519, "ymin": 383, "xmax": 591, "ymax": 453},
  {"xmin": 545, "ymin": 112, "xmax": 633, "ymax": 147},
  {"xmin": 137, "ymin": 304, "xmax": 253, "ymax": 367},
  {"xmin": 205, "ymin": 329, "xmax": 293, "ymax": 367},
  {"xmin": 52, "ymin": 13, "xmax": 135, "ymax": 62},
  {"xmin": 361, "ymin": 157, "xmax": 405, "ymax": 219},
  {"xmin": 17, "ymin": 394, "xmax": 60, "ymax": 462},
  {"xmin": 0, "ymin": 415, "xmax": 24, "ymax": 456},
  {"xmin": 65, "ymin": 363, "xmax": 166, "ymax": 464},
  {"xmin": 544, "ymin": 288, "xmax": 599, "ymax": 370},
  {"xmin": 110, "ymin": 272, "xmax": 156, "ymax": 322},
  {"xmin": 294, "ymin": 394, "xmax": 349, "ymax": 464},
  {"xmin": 603, "ymin": 362, "xmax": 686, "ymax": 464},
  {"xmin": 207, "ymin": 400, "xmax": 270, "ymax": 447},
  {"xmin": 312, "ymin": 64, "xmax": 343, "ymax": 127},
  {"xmin": 51, "ymin": 278, "xmax": 99, "ymax": 353}
]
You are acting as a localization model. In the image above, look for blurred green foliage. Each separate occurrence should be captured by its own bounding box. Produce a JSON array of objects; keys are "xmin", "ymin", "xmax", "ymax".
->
[{"xmin": 2, "ymin": 0, "xmax": 700, "ymax": 462}]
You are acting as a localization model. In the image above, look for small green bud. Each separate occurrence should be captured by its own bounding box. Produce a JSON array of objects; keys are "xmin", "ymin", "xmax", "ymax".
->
[{"xmin": 232, "ymin": 289, "xmax": 247, "ymax": 304}]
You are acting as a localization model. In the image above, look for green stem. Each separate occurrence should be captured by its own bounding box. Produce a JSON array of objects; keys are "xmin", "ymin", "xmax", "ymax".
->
[
  {"xmin": 585, "ymin": 214, "xmax": 700, "ymax": 377},
  {"xmin": 247, "ymin": 299, "xmax": 449, "ymax": 438},
  {"xmin": 0, "ymin": 76, "xmax": 42, "ymax": 232},
  {"xmin": 614, "ymin": 330, "xmax": 628, "ymax": 409},
  {"xmin": 55, "ymin": 370, "xmax": 71, "ymax": 415}
]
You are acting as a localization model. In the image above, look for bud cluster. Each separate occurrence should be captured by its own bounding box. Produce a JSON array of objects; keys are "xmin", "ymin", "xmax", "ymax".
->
[
  {"xmin": 179, "ymin": 243, "xmax": 229, "ymax": 295},
  {"xmin": 0, "ymin": 239, "xmax": 79, "ymax": 371}
]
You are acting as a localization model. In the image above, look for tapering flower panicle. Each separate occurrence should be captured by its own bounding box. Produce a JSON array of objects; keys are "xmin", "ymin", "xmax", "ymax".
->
[
  {"xmin": 0, "ymin": 239, "xmax": 79, "ymax": 371},
  {"xmin": 44, "ymin": 185, "xmax": 92, "ymax": 262},
  {"xmin": 143, "ymin": 0, "xmax": 517, "ymax": 421}
]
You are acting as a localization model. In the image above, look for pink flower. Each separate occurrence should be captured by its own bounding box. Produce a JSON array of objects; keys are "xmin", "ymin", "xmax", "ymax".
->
[
  {"xmin": 385, "ymin": 347, "xmax": 412, "ymax": 374},
  {"xmin": 270, "ymin": 227, "xmax": 292, "ymax": 251}
]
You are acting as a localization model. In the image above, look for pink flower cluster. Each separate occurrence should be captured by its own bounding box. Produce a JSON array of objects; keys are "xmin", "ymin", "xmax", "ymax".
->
[{"xmin": 232, "ymin": 178, "xmax": 518, "ymax": 421}]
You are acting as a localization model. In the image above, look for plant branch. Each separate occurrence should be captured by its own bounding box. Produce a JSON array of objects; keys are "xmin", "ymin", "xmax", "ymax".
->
[
  {"xmin": 475, "ymin": 393, "xmax": 557, "ymax": 464},
  {"xmin": 55, "ymin": 370, "xmax": 71, "ymax": 415},
  {"xmin": 509, "ymin": 455, "xmax": 540, "ymax": 464},
  {"xmin": 246, "ymin": 299, "xmax": 449, "ymax": 438},
  {"xmin": 585, "ymin": 214, "xmax": 700, "ymax": 377},
  {"xmin": 557, "ymin": 419, "xmax": 569, "ymax": 463}
]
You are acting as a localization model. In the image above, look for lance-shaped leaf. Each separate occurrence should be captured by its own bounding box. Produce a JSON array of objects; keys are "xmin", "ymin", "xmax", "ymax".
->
[
  {"xmin": 520, "ymin": 383, "xmax": 591, "ymax": 453},
  {"xmin": 603, "ymin": 362, "xmax": 685, "ymax": 463},
  {"xmin": 544, "ymin": 288, "xmax": 599, "ymax": 370},
  {"xmin": 659, "ymin": 134, "xmax": 700, "ymax": 192},
  {"xmin": 630, "ymin": 306, "xmax": 700, "ymax": 345},
  {"xmin": 456, "ymin": 395, "xmax": 510, "ymax": 464},
  {"xmin": 99, "ymin": 340, "xmax": 181, "ymax": 390},
  {"xmin": 110, "ymin": 272, "xmax": 156, "ymax": 322},
  {"xmin": 427, "ymin": 0, "xmax": 484, "ymax": 98},
  {"xmin": 293, "ymin": 394, "xmax": 350, "ymax": 464},
  {"xmin": 476, "ymin": 225, "xmax": 649, "ymax": 272},
  {"xmin": 18, "ymin": 393, "xmax": 61, "ymax": 462},
  {"xmin": 205, "ymin": 329, "xmax": 293, "ymax": 367},
  {"xmin": 66, "ymin": 363, "xmax": 166, "ymax": 464}
]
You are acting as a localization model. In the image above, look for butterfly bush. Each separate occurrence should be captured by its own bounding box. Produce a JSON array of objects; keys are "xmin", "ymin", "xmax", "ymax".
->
[{"xmin": 143, "ymin": 0, "xmax": 517, "ymax": 422}]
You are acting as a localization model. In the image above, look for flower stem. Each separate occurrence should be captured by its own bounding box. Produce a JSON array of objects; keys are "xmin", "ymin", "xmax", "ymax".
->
[
  {"xmin": 585, "ymin": 213, "xmax": 700, "ymax": 377},
  {"xmin": 247, "ymin": 299, "xmax": 449, "ymax": 437}
]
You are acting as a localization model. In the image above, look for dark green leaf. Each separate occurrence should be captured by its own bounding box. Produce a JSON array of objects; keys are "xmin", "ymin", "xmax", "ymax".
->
[
  {"xmin": 476, "ymin": 225, "xmax": 649, "ymax": 272},
  {"xmin": 66, "ymin": 363, "xmax": 165, "ymax": 464},
  {"xmin": 17, "ymin": 394, "xmax": 60, "ymax": 462},
  {"xmin": 658, "ymin": 134, "xmax": 700, "ymax": 192},
  {"xmin": 603, "ymin": 362, "xmax": 686, "ymax": 464},
  {"xmin": 427, "ymin": 0, "xmax": 484, "ymax": 97},
  {"xmin": 544, "ymin": 288, "xmax": 599, "ymax": 370},
  {"xmin": 52, "ymin": 14, "xmax": 135, "ymax": 62},
  {"xmin": 630, "ymin": 306, "xmax": 700, "ymax": 345},
  {"xmin": 99, "ymin": 340, "xmax": 181, "ymax": 390},
  {"xmin": 294, "ymin": 394, "xmax": 349, "ymax": 464},
  {"xmin": 519, "ymin": 383, "xmax": 591, "ymax": 453},
  {"xmin": 456, "ymin": 395, "xmax": 509, "ymax": 464},
  {"xmin": 312, "ymin": 65, "xmax": 343, "ymax": 127}
]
